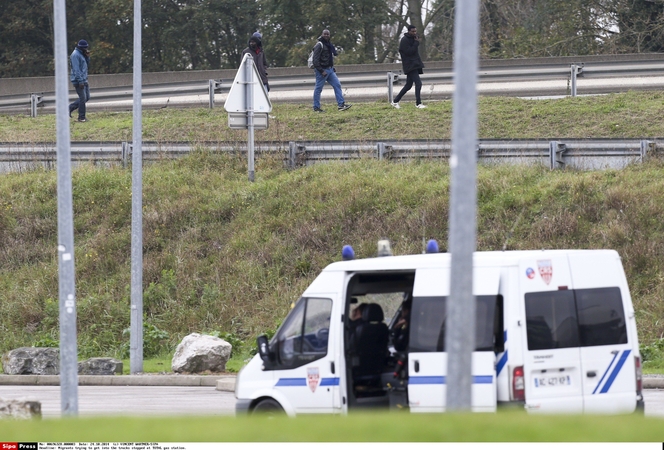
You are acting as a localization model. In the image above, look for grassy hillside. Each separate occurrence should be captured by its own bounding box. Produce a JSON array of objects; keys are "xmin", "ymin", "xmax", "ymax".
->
[
  {"xmin": 1, "ymin": 154, "xmax": 664, "ymax": 368},
  {"xmin": 1, "ymin": 91, "xmax": 664, "ymax": 369}
]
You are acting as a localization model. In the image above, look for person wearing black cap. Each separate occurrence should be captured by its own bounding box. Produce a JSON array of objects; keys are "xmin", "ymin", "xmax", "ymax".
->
[
  {"xmin": 242, "ymin": 32, "xmax": 269, "ymax": 93},
  {"xmin": 69, "ymin": 39, "xmax": 90, "ymax": 122}
]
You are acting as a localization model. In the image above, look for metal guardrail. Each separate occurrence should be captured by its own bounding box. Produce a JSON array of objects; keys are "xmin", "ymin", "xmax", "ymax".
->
[
  {"xmin": 0, "ymin": 139, "xmax": 657, "ymax": 173},
  {"xmin": 4, "ymin": 54, "xmax": 664, "ymax": 116}
]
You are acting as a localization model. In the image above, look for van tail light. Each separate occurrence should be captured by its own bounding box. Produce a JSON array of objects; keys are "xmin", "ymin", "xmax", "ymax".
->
[
  {"xmin": 512, "ymin": 366, "xmax": 525, "ymax": 402},
  {"xmin": 635, "ymin": 356, "xmax": 643, "ymax": 396}
]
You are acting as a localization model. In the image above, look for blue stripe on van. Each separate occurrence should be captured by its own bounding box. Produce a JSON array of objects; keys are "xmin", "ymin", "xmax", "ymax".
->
[
  {"xmin": 275, "ymin": 378, "xmax": 306, "ymax": 386},
  {"xmin": 409, "ymin": 375, "xmax": 494, "ymax": 385},
  {"xmin": 592, "ymin": 351, "xmax": 619, "ymax": 395},
  {"xmin": 599, "ymin": 350, "xmax": 631, "ymax": 394},
  {"xmin": 496, "ymin": 350, "xmax": 508, "ymax": 377},
  {"xmin": 320, "ymin": 377, "xmax": 340, "ymax": 386},
  {"xmin": 275, "ymin": 377, "xmax": 339, "ymax": 387}
]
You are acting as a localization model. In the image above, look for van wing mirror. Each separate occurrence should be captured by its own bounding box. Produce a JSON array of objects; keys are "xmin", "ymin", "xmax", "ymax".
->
[{"xmin": 256, "ymin": 334, "xmax": 275, "ymax": 364}]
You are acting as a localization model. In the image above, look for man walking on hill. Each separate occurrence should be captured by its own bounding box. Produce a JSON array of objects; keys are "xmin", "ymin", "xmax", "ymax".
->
[
  {"xmin": 69, "ymin": 39, "xmax": 91, "ymax": 122},
  {"xmin": 242, "ymin": 32, "xmax": 269, "ymax": 93},
  {"xmin": 391, "ymin": 25, "xmax": 427, "ymax": 109},
  {"xmin": 311, "ymin": 29, "xmax": 352, "ymax": 113}
]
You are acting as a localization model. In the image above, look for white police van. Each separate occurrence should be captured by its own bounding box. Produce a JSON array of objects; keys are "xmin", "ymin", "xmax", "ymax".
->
[{"xmin": 235, "ymin": 243, "xmax": 644, "ymax": 416}]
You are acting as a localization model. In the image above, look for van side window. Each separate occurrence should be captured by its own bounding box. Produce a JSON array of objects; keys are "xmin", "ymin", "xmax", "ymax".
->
[
  {"xmin": 525, "ymin": 290, "xmax": 580, "ymax": 350},
  {"xmin": 409, "ymin": 295, "xmax": 502, "ymax": 352},
  {"xmin": 576, "ymin": 287, "xmax": 627, "ymax": 347},
  {"xmin": 525, "ymin": 287, "xmax": 628, "ymax": 351},
  {"xmin": 275, "ymin": 297, "xmax": 332, "ymax": 370}
]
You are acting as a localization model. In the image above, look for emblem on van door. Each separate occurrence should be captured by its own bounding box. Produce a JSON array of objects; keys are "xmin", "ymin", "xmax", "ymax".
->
[
  {"xmin": 526, "ymin": 267, "xmax": 535, "ymax": 279},
  {"xmin": 537, "ymin": 260, "xmax": 553, "ymax": 285},
  {"xmin": 307, "ymin": 367, "xmax": 320, "ymax": 393}
]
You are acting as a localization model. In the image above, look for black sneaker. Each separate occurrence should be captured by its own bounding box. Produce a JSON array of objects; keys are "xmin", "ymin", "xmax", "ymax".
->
[
  {"xmin": 313, "ymin": 107, "xmax": 325, "ymax": 113},
  {"xmin": 77, "ymin": 118, "xmax": 87, "ymax": 122},
  {"xmin": 338, "ymin": 103, "xmax": 352, "ymax": 111}
]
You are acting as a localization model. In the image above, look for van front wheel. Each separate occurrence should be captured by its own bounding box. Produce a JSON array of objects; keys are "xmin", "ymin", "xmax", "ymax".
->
[{"xmin": 252, "ymin": 398, "xmax": 284, "ymax": 416}]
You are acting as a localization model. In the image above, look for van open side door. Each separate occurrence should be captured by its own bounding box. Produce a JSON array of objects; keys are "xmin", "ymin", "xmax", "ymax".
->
[{"xmin": 408, "ymin": 266, "xmax": 500, "ymax": 412}]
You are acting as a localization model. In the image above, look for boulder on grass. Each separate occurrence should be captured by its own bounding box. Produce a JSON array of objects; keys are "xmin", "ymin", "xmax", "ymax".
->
[
  {"xmin": 2, "ymin": 347, "xmax": 59, "ymax": 375},
  {"xmin": 78, "ymin": 357, "xmax": 123, "ymax": 375},
  {"xmin": 0, "ymin": 398, "xmax": 41, "ymax": 419},
  {"xmin": 171, "ymin": 333, "xmax": 232, "ymax": 373}
]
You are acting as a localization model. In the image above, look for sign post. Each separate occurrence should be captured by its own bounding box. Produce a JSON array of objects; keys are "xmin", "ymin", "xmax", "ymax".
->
[
  {"xmin": 446, "ymin": 0, "xmax": 480, "ymax": 411},
  {"xmin": 130, "ymin": 0, "xmax": 144, "ymax": 374},
  {"xmin": 224, "ymin": 54, "xmax": 272, "ymax": 182},
  {"xmin": 54, "ymin": 0, "xmax": 78, "ymax": 415}
]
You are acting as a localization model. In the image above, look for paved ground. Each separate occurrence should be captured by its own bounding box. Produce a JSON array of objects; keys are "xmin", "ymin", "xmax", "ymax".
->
[
  {"xmin": 0, "ymin": 385, "xmax": 236, "ymax": 417},
  {"xmin": 0, "ymin": 384, "xmax": 662, "ymax": 418}
]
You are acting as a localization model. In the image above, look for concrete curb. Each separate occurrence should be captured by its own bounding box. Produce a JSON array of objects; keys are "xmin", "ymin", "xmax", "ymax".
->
[{"xmin": 644, "ymin": 376, "xmax": 664, "ymax": 389}]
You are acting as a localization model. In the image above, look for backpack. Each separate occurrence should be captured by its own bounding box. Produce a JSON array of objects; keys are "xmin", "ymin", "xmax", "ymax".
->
[{"xmin": 307, "ymin": 42, "xmax": 322, "ymax": 69}]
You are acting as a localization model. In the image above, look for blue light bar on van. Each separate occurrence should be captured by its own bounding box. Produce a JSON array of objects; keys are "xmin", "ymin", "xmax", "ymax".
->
[
  {"xmin": 342, "ymin": 245, "xmax": 355, "ymax": 260},
  {"xmin": 426, "ymin": 239, "xmax": 439, "ymax": 253}
]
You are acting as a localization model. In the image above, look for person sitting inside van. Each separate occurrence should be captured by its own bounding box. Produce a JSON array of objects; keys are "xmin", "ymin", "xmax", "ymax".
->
[{"xmin": 391, "ymin": 300, "xmax": 411, "ymax": 352}]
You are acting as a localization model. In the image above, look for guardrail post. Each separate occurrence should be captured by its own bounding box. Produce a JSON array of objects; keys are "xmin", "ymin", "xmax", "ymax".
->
[
  {"xmin": 549, "ymin": 141, "xmax": 566, "ymax": 169},
  {"xmin": 209, "ymin": 79, "xmax": 222, "ymax": 109},
  {"xmin": 30, "ymin": 93, "xmax": 42, "ymax": 118},
  {"xmin": 570, "ymin": 64, "xmax": 583, "ymax": 97},
  {"xmin": 377, "ymin": 142, "xmax": 385, "ymax": 160},
  {"xmin": 122, "ymin": 141, "xmax": 132, "ymax": 168},
  {"xmin": 288, "ymin": 141, "xmax": 297, "ymax": 169},
  {"xmin": 387, "ymin": 72, "xmax": 400, "ymax": 103},
  {"xmin": 640, "ymin": 139, "xmax": 651, "ymax": 163}
]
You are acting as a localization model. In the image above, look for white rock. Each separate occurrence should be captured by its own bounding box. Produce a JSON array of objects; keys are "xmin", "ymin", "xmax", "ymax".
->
[{"xmin": 171, "ymin": 333, "xmax": 232, "ymax": 373}]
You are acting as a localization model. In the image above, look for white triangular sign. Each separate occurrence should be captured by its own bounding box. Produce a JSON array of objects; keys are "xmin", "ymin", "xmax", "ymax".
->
[{"xmin": 224, "ymin": 53, "xmax": 272, "ymax": 113}]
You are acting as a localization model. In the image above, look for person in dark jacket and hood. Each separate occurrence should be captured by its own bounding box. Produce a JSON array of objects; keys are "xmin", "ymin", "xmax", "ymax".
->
[
  {"xmin": 391, "ymin": 25, "xmax": 427, "ymax": 109},
  {"xmin": 69, "ymin": 39, "xmax": 91, "ymax": 122},
  {"xmin": 311, "ymin": 29, "xmax": 352, "ymax": 112},
  {"xmin": 242, "ymin": 32, "xmax": 269, "ymax": 92}
]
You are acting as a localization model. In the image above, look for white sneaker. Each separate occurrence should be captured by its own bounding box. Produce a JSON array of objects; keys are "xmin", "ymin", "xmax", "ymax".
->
[
  {"xmin": 391, "ymin": 102, "xmax": 400, "ymax": 109},
  {"xmin": 416, "ymin": 104, "xmax": 427, "ymax": 109}
]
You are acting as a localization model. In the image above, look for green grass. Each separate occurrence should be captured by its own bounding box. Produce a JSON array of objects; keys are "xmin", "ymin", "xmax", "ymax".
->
[
  {"xmin": 0, "ymin": 412, "xmax": 662, "ymax": 441},
  {"xmin": 3, "ymin": 92, "xmax": 664, "ymax": 371},
  {"xmin": 4, "ymin": 91, "xmax": 664, "ymax": 142}
]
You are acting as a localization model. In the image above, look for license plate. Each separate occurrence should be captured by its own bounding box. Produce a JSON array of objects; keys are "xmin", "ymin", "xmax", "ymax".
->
[{"xmin": 533, "ymin": 375, "xmax": 571, "ymax": 388}]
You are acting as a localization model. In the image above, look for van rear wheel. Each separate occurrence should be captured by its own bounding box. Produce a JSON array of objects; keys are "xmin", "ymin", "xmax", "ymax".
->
[{"xmin": 252, "ymin": 398, "xmax": 284, "ymax": 416}]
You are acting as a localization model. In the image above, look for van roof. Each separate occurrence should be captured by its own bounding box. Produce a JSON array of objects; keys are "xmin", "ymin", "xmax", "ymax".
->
[{"xmin": 323, "ymin": 249, "xmax": 619, "ymax": 273}]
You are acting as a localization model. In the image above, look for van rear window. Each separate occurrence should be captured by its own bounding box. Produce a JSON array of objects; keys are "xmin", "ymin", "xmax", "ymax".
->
[
  {"xmin": 525, "ymin": 287, "xmax": 627, "ymax": 350},
  {"xmin": 409, "ymin": 295, "xmax": 503, "ymax": 352}
]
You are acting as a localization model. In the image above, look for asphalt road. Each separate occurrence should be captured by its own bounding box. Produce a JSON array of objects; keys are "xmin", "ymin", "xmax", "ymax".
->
[
  {"xmin": 1, "ymin": 386, "xmax": 663, "ymax": 418},
  {"xmin": 0, "ymin": 385, "xmax": 236, "ymax": 418}
]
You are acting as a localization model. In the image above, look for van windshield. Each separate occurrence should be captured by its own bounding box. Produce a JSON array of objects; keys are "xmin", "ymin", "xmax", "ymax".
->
[{"xmin": 409, "ymin": 295, "xmax": 503, "ymax": 352}]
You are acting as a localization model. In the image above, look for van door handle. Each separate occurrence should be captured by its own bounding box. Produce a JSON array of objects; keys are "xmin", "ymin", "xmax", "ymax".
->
[
  {"xmin": 587, "ymin": 371, "xmax": 596, "ymax": 378},
  {"xmin": 414, "ymin": 360, "xmax": 420, "ymax": 373},
  {"xmin": 330, "ymin": 361, "xmax": 335, "ymax": 374}
]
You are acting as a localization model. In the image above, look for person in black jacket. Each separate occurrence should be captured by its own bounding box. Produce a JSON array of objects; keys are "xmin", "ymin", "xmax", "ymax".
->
[
  {"xmin": 311, "ymin": 29, "xmax": 352, "ymax": 112},
  {"xmin": 391, "ymin": 25, "xmax": 427, "ymax": 109},
  {"xmin": 242, "ymin": 32, "xmax": 269, "ymax": 92}
]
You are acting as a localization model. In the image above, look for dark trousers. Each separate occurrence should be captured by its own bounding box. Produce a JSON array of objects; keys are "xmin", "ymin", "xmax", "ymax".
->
[
  {"xmin": 69, "ymin": 83, "xmax": 90, "ymax": 119},
  {"xmin": 394, "ymin": 71, "xmax": 422, "ymax": 105}
]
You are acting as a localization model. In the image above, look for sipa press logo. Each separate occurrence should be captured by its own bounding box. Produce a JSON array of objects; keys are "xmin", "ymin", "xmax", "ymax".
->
[{"xmin": 1, "ymin": 444, "xmax": 38, "ymax": 450}]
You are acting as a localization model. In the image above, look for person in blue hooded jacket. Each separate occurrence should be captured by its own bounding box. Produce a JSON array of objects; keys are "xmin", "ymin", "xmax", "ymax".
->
[{"xmin": 69, "ymin": 40, "xmax": 90, "ymax": 122}]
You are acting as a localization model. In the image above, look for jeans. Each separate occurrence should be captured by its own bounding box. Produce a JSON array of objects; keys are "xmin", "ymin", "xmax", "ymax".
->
[
  {"xmin": 69, "ymin": 83, "xmax": 90, "ymax": 119},
  {"xmin": 313, "ymin": 68, "xmax": 345, "ymax": 108},
  {"xmin": 393, "ymin": 70, "xmax": 422, "ymax": 105}
]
